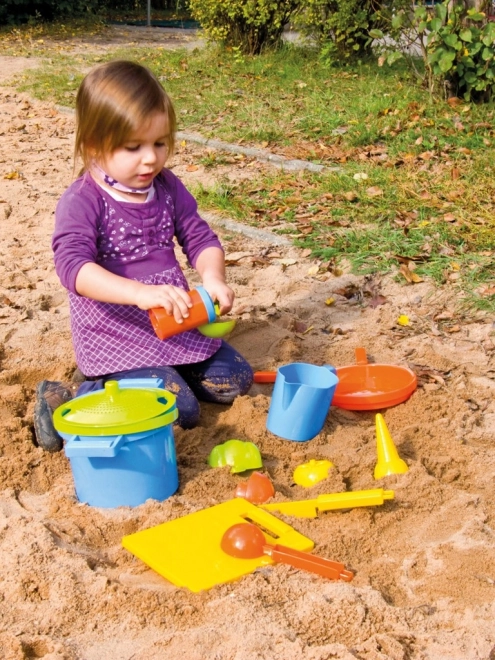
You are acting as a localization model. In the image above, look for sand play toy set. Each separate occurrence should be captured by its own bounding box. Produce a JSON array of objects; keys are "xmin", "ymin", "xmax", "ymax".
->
[{"xmin": 52, "ymin": 344, "xmax": 416, "ymax": 591}]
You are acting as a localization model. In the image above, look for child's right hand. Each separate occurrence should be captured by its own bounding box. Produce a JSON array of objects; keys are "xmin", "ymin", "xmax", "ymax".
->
[{"xmin": 135, "ymin": 284, "xmax": 193, "ymax": 323}]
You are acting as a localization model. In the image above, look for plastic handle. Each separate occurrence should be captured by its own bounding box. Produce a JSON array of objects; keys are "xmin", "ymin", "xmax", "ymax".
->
[
  {"xmin": 64, "ymin": 434, "xmax": 126, "ymax": 458},
  {"xmin": 317, "ymin": 488, "xmax": 394, "ymax": 513},
  {"xmin": 116, "ymin": 378, "xmax": 164, "ymax": 390},
  {"xmin": 253, "ymin": 371, "xmax": 277, "ymax": 383},
  {"xmin": 263, "ymin": 544, "xmax": 353, "ymax": 581},
  {"xmin": 355, "ymin": 347, "xmax": 368, "ymax": 365}
]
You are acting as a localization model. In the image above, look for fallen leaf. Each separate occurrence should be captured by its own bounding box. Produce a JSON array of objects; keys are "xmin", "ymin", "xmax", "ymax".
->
[
  {"xmin": 443, "ymin": 213, "xmax": 456, "ymax": 223},
  {"xmin": 0, "ymin": 295, "xmax": 14, "ymax": 306},
  {"xmin": 447, "ymin": 97, "xmax": 463, "ymax": 107},
  {"xmin": 4, "ymin": 170, "xmax": 21, "ymax": 180},
  {"xmin": 434, "ymin": 311, "xmax": 454, "ymax": 321},
  {"xmin": 343, "ymin": 191, "xmax": 359, "ymax": 202},
  {"xmin": 186, "ymin": 164, "xmax": 199, "ymax": 172},
  {"xmin": 307, "ymin": 265, "xmax": 320, "ymax": 276},
  {"xmin": 451, "ymin": 167, "xmax": 460, "ymax": 180},
  {"xmin": 224, "ymin": 251, "xmax": 254, "ymax": 264},
  {"xmin": 400, "ymin": 263, "xmax": 423, "ymax": 283},
  {"xmin": 292, "ymin": 320, "xmax": 307, "ymax": 333},
  {"xmin": 325, "ymin": 297, "xmax": 335, "ymax": 306},
  {"xmin": 366, "ymin": 186, "xmax": 383, "ymax": 197},
  {"xmin": 353, "ymin": 172, "xmax": 368, "ymax": 181},
  {"xmin": 397, "ymin": 315, "xmax": 410, "ymax": 326},
  {"xmin": 368, "ymin": 294, "xmax": 388, "ymax": 308}
]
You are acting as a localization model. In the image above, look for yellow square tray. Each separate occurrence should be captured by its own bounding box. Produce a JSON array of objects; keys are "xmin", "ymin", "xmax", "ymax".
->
[{"xmin": 122, "ymin": 498, "xmax": 314, "ymax": 592}]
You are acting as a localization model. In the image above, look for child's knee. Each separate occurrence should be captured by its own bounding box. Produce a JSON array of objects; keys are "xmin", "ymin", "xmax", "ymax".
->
[
  {"xmin": 176, "ymin": 392, "xmax": 200, "ymax": 429},
  {"xmin": 204, "ymin": 364, "xmax": 254, "ymax": 404}
]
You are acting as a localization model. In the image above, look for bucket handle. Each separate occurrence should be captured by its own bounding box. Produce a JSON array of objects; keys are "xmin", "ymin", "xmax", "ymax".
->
[
  {"xmin": 116, "ymin": 377, "xmax": 164, "ymax": 390},
  {"xmin": 64, "ymin": 434, "xmax": 126, "ymax": 458}
]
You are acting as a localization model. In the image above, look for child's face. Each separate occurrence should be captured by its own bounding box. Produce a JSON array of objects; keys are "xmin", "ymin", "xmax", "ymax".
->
[{"xmin": 99, "ymin": 111, "xmax": 170, "ymax": 190}]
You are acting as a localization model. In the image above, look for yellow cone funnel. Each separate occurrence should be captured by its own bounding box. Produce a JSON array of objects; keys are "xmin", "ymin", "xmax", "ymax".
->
[{"xmin": 374, "ymin": 413, "xmax": 409, "ymax": 480}]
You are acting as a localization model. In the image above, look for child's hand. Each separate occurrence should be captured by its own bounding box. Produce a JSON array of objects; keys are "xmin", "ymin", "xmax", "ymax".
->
[
  {"xmin": 135, "ymin": 284, "xmax": 193, "ymax": 323},
  {"xmin": 202, "ymin": 280, "xmax": 235, "ymax": 315}
]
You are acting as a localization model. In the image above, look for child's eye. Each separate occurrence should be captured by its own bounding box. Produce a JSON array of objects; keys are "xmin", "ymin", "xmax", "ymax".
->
[
  {"xmin": 155, "ymin": 142, "xmax": 166, "ymax": 148},
  {"xmin": 125, "ymin": 145, "xmax": 140, "ymax": 152}
]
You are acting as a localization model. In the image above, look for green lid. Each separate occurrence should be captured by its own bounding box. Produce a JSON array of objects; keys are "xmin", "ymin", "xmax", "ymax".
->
[{"xmin": 53, "ymin": 380, "xmax": 178, "ymax": 436}]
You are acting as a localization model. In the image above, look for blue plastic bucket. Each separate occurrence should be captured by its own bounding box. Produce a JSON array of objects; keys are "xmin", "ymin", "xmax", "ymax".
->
[
  {"xmin": 54, "ymin": 379, "xmax": 179, "ymax": 508},
  {"xmin": 266, "ymin": 363, "xmax": 339, "ymax": 442}
]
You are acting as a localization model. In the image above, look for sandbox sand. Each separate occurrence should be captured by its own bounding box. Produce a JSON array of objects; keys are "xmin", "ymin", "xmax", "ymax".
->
[{"xmin": 1, "ymin": 41, "xmax": 495, "ymax": 660}]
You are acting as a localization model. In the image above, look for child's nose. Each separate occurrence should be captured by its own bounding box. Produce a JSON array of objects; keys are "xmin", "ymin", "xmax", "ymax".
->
[{"xmin": 142, "ymin": 147, "xmax": 158, "ymax": 164}]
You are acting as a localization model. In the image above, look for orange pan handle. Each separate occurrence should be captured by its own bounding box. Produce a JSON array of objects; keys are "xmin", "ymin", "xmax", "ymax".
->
[
  {"xmin": 253, "ymin": 371, "xmax": 277, "ymax": 383},
  {"xmin": 354, "ymin": 347, "xmax": 368, "ymax": 365}
]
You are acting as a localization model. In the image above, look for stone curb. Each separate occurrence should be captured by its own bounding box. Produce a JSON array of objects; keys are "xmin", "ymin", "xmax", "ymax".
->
[
  {"xmin": 202, "ymin": 211, "xmax": 292, "ymax": 246},
  {"xmin": 176, "ymin": 130, "xmax": 342, "ymax": 174}
]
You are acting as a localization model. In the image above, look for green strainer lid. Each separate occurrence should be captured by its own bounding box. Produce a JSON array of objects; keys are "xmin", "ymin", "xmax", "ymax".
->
[{"xmin": 53, "ymin": 380, "xmax": 178, "ymax": 436}]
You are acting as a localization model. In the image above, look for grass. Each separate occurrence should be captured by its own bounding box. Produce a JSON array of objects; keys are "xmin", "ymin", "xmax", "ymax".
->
[{"xmin": 1, "ymin": 19, "xmax": 495, "ymax": 312}]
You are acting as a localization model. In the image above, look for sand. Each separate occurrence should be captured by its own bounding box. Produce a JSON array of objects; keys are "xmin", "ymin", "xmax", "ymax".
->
[{"xmin": 1, "ymin": 33, "xmax": 495, "ymax": 659}]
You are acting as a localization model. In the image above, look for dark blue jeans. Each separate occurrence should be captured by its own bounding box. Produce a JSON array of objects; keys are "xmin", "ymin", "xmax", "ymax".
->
[{"xmin": 76, "ymin": 341, "xmax": 253, "ymax": 429}]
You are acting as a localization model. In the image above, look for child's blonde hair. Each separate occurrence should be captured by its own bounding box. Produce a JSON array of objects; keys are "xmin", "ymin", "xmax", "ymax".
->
[{"xmin": 75, "ymin": 60, "xmax": 176, "ymax": 172}]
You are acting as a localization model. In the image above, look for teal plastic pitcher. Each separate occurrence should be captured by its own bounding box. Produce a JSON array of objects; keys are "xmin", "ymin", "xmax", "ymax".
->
[{"xmin": 266, "ymin": 363, "xmax": 339, "ymax": 441}]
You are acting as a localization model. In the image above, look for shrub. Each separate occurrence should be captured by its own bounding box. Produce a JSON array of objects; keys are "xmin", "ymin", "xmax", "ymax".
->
[
  {"xmin": 371, "ymin": 1, "xmax": 495, "ymax": 102},
  {"xmin": 187, "ymin": 0, "xmax": 301, "ymax": 54},
  {"xmin": 295, "ymin": 0, "xmax": 400, "ymax": 63}
]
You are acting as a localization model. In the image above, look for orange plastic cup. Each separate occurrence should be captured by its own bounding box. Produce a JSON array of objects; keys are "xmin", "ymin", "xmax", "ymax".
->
[
  {"xmin": 149, "ymin": 286, "xmax": 217, "ymax": 341},
  {"xmin": 332, "ymin": 347, "xmax": 417, "ymax": 410}
]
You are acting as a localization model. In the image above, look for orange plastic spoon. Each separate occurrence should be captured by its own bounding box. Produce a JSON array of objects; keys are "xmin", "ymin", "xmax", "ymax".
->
[{"xmin": 221, "ymin": 523, "xmax": 353, "ymax": 581}]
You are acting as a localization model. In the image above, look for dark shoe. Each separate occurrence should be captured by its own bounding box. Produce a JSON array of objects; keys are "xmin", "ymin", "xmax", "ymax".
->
[
  {"xmin": 34, "ymin": 381, "xmax": 76, "ymax": 452},
  {"xmin": 71, "ymin": 367, "xmax": 86, "ymax": 384}
]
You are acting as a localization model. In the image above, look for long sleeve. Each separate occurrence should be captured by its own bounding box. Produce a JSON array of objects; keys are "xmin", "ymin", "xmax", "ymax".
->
[{"xmin": 52, "ymin": 176, "xmax": 102, "ymax": 294}]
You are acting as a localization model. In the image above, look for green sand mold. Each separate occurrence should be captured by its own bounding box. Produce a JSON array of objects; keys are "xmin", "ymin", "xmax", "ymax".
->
[{"xmin": 208, "ymin": 439, "xmax": 263, "ymax": 474}]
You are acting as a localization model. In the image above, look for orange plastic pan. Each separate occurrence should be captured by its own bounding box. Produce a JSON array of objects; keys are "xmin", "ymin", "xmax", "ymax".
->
[{"xmin": 333, "ymin": 347, "xmax": 417, "ymax": 411}]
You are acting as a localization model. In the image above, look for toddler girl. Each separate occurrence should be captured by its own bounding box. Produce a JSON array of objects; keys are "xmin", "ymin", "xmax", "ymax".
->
[{"xmin": 34, "ymin": 60, "xmax": 253, "ymax": 452}]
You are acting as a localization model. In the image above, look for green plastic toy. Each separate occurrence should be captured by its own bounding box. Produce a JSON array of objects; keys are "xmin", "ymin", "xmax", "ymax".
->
[{"xmin": 208, "ymin": 439, "xmax": 263, "ymax": 474}]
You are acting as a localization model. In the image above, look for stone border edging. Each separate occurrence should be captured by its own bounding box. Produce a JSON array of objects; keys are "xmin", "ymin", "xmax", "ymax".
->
[
  {"xmin": 201, "ymin": 211, "xmax": 291, "ymax": 246},
  {"xmin": 176, "ymin": 130, "xmax": 341, "ymax": 174}
]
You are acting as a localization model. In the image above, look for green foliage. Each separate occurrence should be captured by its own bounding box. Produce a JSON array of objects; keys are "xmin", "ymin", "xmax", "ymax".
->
[
  {"xmin": 0, "ymin": 0, "xmax": 101, "ymax": 25},
  {"xmin": 187, "ymin": 0, "xmax": 301, "ymax": 54},
  {"xmin": 296, "ymin": 0, "xmax": 406, "ymax": 63},
  {"xmin": 372, "ymin": 1, "xmax": 495, "ymax": 102}
]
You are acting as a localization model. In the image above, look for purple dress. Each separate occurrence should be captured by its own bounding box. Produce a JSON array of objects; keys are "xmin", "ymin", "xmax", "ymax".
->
[{"xmin": 53, "ymin": 170, "xmax": 222, "ymax": 377}]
